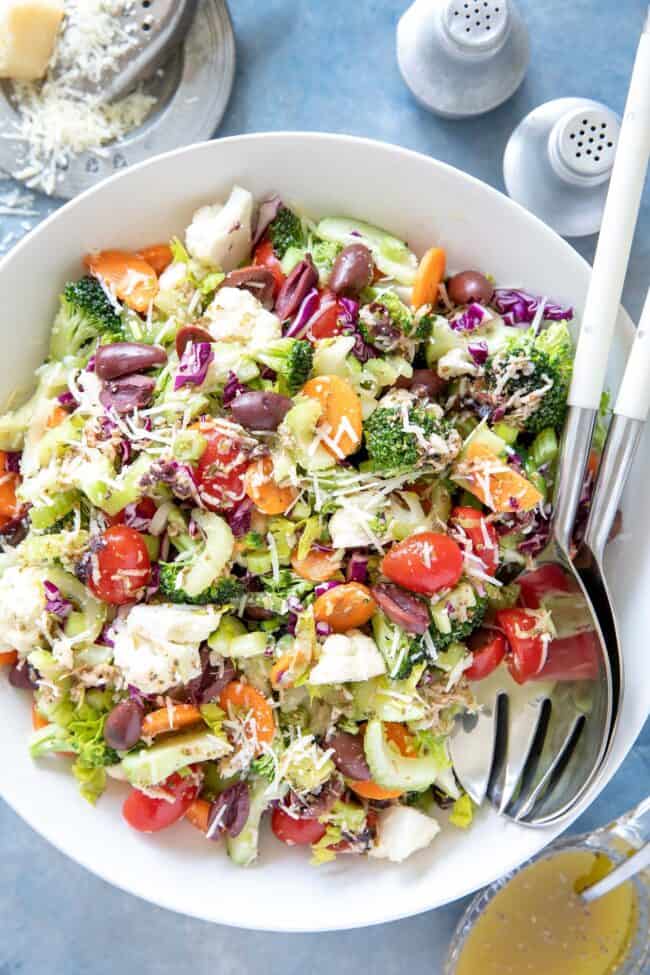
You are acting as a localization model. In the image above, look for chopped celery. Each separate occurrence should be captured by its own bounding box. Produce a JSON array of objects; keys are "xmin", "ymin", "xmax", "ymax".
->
[{"xmin": 30, "ymin": 490, "xmax": 80, "ymax": 531}]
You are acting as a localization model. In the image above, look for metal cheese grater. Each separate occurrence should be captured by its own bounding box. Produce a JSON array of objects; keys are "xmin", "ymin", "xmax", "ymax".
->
[
  {"xmin": 504, "ymin": 98, "xmax": 621, "ymax": 237},
  {"xmin": 397, "ymin": 0, "xmax": 530, "ymax": 118},
  {"xmin": 87, "ymin": 0, "xmax": 200, "ymax": 104}
]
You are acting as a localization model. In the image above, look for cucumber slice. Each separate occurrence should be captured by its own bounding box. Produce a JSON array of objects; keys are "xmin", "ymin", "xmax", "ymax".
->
[
  {"xmin": 121, "ymin": 730, "xmax": 231, "ymax": 788},
  {"xmin": 179, "ymin": 510, "xmax": 234, "ymax": 599},
  {"xmin": 316, "ymin": 217, "xmax": 418, "ymax": 286},
  {"xmin": 227, "ymin": 777, "xmax": 270, "ymax": 866},
  {"xmin": 364, "ymin": 719, "xmax": 441, "ymax": 792}
]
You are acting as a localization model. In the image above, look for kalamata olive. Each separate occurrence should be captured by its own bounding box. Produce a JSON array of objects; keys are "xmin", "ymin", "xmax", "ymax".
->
[
  {"xmin": 103, "ymin": 700, "xmax": 143, "ymax": 751},
  {"xmin": 290, "ymin": 778, "xmax": 344, "ymax": 819},
  {"xmin": 409, "ymin": 369, "xmax": 448, "ymax": 398},
  {"xmin": 0, "ymin": 515, "xmax": 28, "ymax": 547},
  {"xmin": 371, "ymin": 582, "xmax": 430, "ymax": 635},
  {"xmin": 327, "ymin": 731, "xmax": 371, "ymax": 781},
  {"xmin": 175, "ymin": 325, "xmax": 214, "ymax": 358},
  {"xmin": 230, "ymin": 391, "xmax": 292, "ymax": 431},
  {"xmin": 100, "ymin": 374, "xmax": 155, "ymax": 414},
  {"xmin": 223, "ymin": 266, "xmax": 276, "ymax": 310},
  {"xmin": 95, "ymin": 342, "xmax": 167, "ymax": 381},
  {"xmin": 329, "ymin": 244, "xmax": 374, "ymax": 297},
  {"xmin": 275, "ymin": 256, "xmax": 318, "ymax": 320},
  {"xmin": 8, "ymin": 661, "xmax": 37, "ymax": 690},
  {"xmin": 244, "ymin": 604, "xmax": 276, "ymax": 622},
  {"xmin": 207, "ymin": 781, "xmax": 250, "ymax": 840},
  {"xmin": 447, "ymin": 270, "xmax": 494, "ymax": 306}
]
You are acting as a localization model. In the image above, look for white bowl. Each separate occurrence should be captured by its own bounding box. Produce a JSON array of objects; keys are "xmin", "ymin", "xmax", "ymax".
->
[{"xmin": 1, "ymin": 133, "xmax": 648, "ymax": 932}]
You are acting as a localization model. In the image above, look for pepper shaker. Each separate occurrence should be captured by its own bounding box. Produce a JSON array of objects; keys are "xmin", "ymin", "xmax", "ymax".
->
[
  {"xmin": 397, "ymin": 0, "xmax": 529, "ymax": 118},
  {"xmin": 503, "ymin": 98, "xmax": 621, "ymax": 237}
]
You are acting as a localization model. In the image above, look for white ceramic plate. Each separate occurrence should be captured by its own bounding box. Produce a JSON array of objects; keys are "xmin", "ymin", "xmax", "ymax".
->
[{"xmin": 0, "ymin": 134, "xmax": 648, "ymax": 932}]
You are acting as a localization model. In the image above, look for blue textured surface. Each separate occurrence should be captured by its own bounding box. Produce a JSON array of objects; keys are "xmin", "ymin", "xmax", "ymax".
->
[{"xmin": 1, "ymin": 1, "xmax": 649, "ymax": 971}]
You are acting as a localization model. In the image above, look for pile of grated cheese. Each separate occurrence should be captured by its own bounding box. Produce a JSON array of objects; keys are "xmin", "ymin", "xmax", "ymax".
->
[{"xmin": 6, "ymin": 0, "xmax": 157, "ymax": 195}]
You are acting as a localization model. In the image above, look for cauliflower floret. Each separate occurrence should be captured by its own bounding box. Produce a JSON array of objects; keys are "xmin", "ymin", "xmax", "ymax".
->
[
  {"xmin": 113, "ymin": 604, "xmax": 222, "ymax": 694},
  {"xmin": 370, "ymin": 806, "xmax": 440, "ymax": 863},
  {"xmin": 203, "ymin": 286, "xmax": 282, "ymax": 352},
  {"xmin": 309, "ymin": 630, "xmax": 386, "ymax": 685},
  {"xmin": 185, "ymin": 185, "xmax": 253, "ymax": 271},
  {"xmin": 0, "ymin": 566, "xmax": 47, "ymax": 657},
  {"xmin": 437, "ymin": 347, "xmax": 480, "ymax": 380}
]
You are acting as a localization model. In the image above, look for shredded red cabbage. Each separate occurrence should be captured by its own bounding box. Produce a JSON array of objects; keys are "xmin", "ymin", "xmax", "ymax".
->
[
  {"xmin": 314, "ymin": 580, "xmax": 342, "ymax": 597},
  {"xmin": 43, "ymin": 581, "xmax": 73, "ymax": 619},
  {"xmin": 285, "ymin": 288, "xmax": 320, "ymax": 338},
  {"xmin": 253, "ymin": 195, "xmax": 283, "ymax": 247},
  {"xmin": 5, "ymin": 452, "xmax": 21, "ymax": 474},
  {"xmin": 123, "ymin": 502, "xmax": 153, "ymax": 532},
  {"xmin": 316, "ymin": 621, "xmax": 333, "ymax": 637},
  {"xmin": 346, "ymin": 552, "xmax": 369, "ymax": 583},
  {"xmin": 97, "ymin": 623, "xmax": 115, "ymax": 648},
  {"xmin": 492, "ymin": 289, "xmax": 573, "ymax": 326},
  {"xmin": 174, "ymin": 342, "xmax": 214, "ymax": 390},
  {"xmin": 452, "ymin": 303, "xmax": 489, "ymax": 332},
  {"xmin": 223, "ymin": 371, "xmax": 249, "ymax": 406},
  {"xmin": 145, "ymin": 563, "xmax": 160, "ymax": 601},
  {"xmin": 339, "ymin": 298, "xmax": 378, "ymax": 363},
  {"xmin": 227, "ymin": 496, "xmax": 254, "ymax": 537},
  {"xmin": 57, "ymin": 391, "xmax": 77, "ymax": 409},
  {"xmin": 467, "ymin": 341, "xmax": 489, "ymax": 365}
]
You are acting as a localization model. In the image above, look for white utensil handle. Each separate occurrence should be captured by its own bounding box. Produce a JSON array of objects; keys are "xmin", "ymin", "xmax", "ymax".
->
[
  {"xmin": 569, "ymin": 19, "xmax": 650, "ymax": 410},
  {"xmin": 614, "ymin": 287, "xmax": 650, "ymax": 419}
]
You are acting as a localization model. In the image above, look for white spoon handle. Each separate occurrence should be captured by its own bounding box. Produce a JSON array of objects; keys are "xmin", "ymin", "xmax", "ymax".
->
[
  {"xmin": 614, "ymin": 287, "xmax": 650, "ymax": 419},
  {"xmin": 569, "ymin": 14, "xmax": 650, "ymax": 410}
]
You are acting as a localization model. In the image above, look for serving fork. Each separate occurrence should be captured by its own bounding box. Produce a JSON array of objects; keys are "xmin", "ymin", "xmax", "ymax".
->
[{"xmin": 449, "ymin": 12, "xmax": 650, "ymax": 827}]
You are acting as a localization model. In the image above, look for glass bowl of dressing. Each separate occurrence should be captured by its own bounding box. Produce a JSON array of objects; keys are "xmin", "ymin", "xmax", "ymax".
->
[{"xmin": 445, "ymin": 799, "xmax": 650, "ymax": 975}]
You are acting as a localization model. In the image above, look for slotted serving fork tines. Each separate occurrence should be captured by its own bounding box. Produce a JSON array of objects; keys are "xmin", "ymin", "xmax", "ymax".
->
[{"xmin": 450, "ymin": 11, "xmax": 650, "ymax": 827}]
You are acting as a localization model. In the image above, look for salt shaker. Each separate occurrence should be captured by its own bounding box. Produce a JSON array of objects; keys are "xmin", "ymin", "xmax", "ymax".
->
[
  {"xmin": 397, "ymin": 0, "xmax": 530, "ymax": 118},
  {"xmin": 503, "ymin": 97, "xmax": 621, "ymax": 237}
]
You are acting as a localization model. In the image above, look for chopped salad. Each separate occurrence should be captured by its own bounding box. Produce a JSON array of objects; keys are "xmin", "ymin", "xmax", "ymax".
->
[{"xmin": 0, "ymin": 187, "xmax": 584, "ymax": 866}]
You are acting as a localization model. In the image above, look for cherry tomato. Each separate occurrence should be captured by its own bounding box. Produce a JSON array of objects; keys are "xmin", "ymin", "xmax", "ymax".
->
[
  {"xmin": 465, "ymin": 628, "xmax": 507, "ymax": 681},
  {"xmin": 252, "ymin": 238, "xmax": 286, "ymax": 293},
  {"xmin": 535, "ymin": 631, "xmax": 601, "ymax": 682},
  {"xmin": 107, "ymin": 497, "xmax": 157, "ymax": 528},
  {"xmin": 271, "ymin": 807, "xmax": 326, "ymax": 846},
  {"xmin": 496, "ymin": 608, "xmax": 547, "ymax": 684},
  {"xmin": 381, "ymin": 531, "xmax": 463, "ymax": 596},
  {"xmin": 450, "ymin": 506, "xmax": 499, "ymax": 576},
  {"xmin": 518, "ymin": 563, "xmax": 571, "ymax": 609},
  {"xmin": 89, "ymin": 525, "xmax": 151, "ymax": 605},
  {"xmin": 123, "ymin": 773, "xmax": 198, "ymax": 833},
  {"xmin": 307, "ymin": 295, "xmax": 348, "ymax": 339},
  {"xmin": 194, "ymin": 424, "xmax": 250, "ymax": 512}
]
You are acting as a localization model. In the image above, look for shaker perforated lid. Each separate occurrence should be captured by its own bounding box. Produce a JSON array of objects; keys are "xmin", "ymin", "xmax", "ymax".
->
[
  {"xmin": 504, "ymin": 98, "xmax": 621, "ymax": 237},
  {"xmin": 397, "ymin": 0, "xmax": 529, "ymax": 119}
]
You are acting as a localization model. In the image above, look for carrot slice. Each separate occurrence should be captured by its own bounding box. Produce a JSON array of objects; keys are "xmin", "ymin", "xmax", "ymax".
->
[
  {"xmin": 185, "ymin": 798, "xmax": 211, "ymax": 833},
  {"xmin": 0, "ymin": 650, "xmax": 18, "ymax": 668},
  {"xmin": 348, "ymin": 722, "xmax": 418, "ymax": 799},
  {"xmin": 412, "ymin": 246, "xmax": 446, "ymax": 309},
  {"xmin": 302, "ymin": 375, "xmax": 362, "ymax": 458},
  {"xmin": 46, "ymin": 405, "xmax": 69, "ymax": 429},
  {"xmin": 135, "ymin": 244, "xmax": 173, "ymax": 275},
  {"xmin": 245, "ymin": 456, "xmax": 298, "ymax": 516},
  {"xmin": 0, "ymin": 451, "xmax": 20, "ymax": 526},
  {"xmin": 291, "ymin": 547, "xmax": 342, "ymax": 583},
  {"xmin": 313, "ymin": 582, "xmax": 376, "ymax": 633},
  {"xmin": 31, "ymin": 702, "xmax": 49, "ymax": 730},
  {"xmin": 141, "ymin": 704, "xmax": 203, "ymax": 738},
  {"xmin": 219, "ymin": 681, "xmax": 275, "ymax": 753},
  {"xmin": 453, "ymin": 442, "xmax": 543, "ymax": 513},
  {"xmin": 84, "ymin": 250, "xmax": 158, "ymax": 313}
]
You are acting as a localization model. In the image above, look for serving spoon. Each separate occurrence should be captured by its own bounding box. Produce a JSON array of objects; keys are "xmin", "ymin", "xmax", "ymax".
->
[{"xmin": 450, "ymin": 11, "xmax": 650, "ymax": 826}]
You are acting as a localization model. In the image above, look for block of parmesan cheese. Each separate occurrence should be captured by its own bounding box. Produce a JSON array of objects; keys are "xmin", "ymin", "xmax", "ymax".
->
[{"xmin": 0, "ymin": 0, "xmax": 64, "ymax": 81}]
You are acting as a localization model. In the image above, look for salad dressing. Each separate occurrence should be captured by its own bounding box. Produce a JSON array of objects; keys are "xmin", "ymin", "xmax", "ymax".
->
[{"xmin": 454, "ymin": 850, "xmax": 637, "ymax": 975}]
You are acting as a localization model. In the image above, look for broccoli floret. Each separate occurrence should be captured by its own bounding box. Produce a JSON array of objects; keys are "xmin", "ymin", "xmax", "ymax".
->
[
  {"xmin": 372, "ymin": 611, "xmax": 426, "ymax": 679},
  {"xmin": 429, "ymin": 582, "xmax": 487, "ymax": 652},
  {"xmin": 375, "ymin": 291, "xmax": 414, "ymax": 333},
  {"xmin": 364, "ymin": 402, "xmax": 461, "ymax": 474},
  {"xmin": 268, "ymin": 207, "xmax": 305, "ymax": 259},
  {"xmin": 159, "ymin": 562, "xmax": 245, "ymax": 606},
  {"xmin": 256, "ymin": 338, "xmax": 314, "ymax": 395},
  {"xmin": 50, "ymin": 277, "xmax": 124, "ymax": 360},
  {"xmin": 483, "ymin": 321, "xmax": 572, "ymax": 434},
  {"xmin": 311, "ymin": 238, "xmax": 341, "ymax": 281}
]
